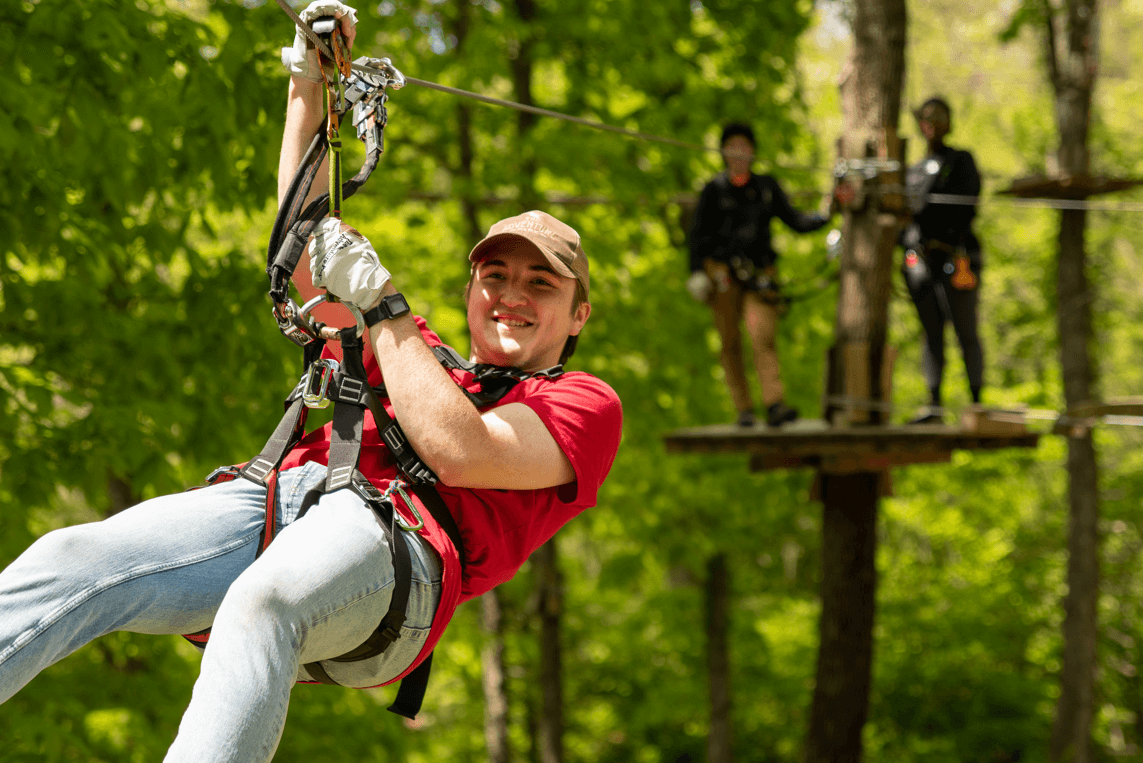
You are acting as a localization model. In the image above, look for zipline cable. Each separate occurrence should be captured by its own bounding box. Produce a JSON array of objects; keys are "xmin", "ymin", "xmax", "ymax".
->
[
  {"xmin": 272, "ymin": 0, "xmax": 1143, "ymax": 214},
  {"xmin": 273, "ymin": 0, "xmax": 823, "ymax": 173}
]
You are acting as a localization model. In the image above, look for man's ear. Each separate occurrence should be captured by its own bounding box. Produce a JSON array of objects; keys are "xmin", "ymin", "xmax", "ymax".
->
[{"xmin": 570, "ymin": 301, "xmax": 591, "ymax": 337}]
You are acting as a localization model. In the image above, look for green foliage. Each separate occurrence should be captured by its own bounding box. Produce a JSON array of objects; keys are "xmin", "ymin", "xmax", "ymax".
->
[{"xmin": 4, "ymin": 0, "xmax": 1143, "ymax": 761}]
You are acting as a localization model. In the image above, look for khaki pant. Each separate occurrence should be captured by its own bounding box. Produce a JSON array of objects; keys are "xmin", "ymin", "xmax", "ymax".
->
[{"xmin": 705, "ymin": 260, "xmax": 784, "ymax": 413}]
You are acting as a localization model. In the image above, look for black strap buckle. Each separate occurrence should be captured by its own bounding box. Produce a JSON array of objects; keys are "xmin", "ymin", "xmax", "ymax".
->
[{"xmin": 379, "ymin": 420, "xmax": 438, "ymax": 485}]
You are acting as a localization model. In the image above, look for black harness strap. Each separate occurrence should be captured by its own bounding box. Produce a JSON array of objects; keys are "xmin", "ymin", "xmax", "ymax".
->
[{"xmin": 387, "ymin": 652, "xmax": 433, "ymax": 719}]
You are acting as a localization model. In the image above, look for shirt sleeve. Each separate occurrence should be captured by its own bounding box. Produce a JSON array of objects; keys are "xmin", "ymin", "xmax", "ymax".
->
[
  {"xmin": 517, "ymin": 373, "xmax": 623, "ymax": 507},
  {"xmin": 689, "ymin": 180, "xmax": 724, "ymax": 272},
  {"xmin": 767, "ymin": 176, "xmax": 827, "ymax": 234}
]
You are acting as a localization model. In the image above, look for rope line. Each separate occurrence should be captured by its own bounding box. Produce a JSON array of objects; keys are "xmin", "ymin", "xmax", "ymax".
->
[{"xmin": 271, "ymin": 0, "xmax": 1143, "ymax": 213}]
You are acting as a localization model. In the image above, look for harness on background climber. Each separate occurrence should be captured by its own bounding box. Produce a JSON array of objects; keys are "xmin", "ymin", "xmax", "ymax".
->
[
  {"xmin": 708, "ymin": 173, "xmax": 839, "ymax": 310},
  {"xmin": 184, "ymin": 17, "xmax": 561, "ymax": 719}
]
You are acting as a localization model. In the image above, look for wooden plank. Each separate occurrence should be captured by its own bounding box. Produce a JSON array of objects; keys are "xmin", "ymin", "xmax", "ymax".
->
[
  {"xmin": 996, "ymin": 174, "xmax": 1143, "ymax": 200},
  {"xmin": 819, "ymin": 451, "xmax": 951, "ymax": 473},
  {"xmin": 1067, "ymin": 398, "xmax": 1143, "ymax": 419},
  {"xmin": 664, "ymin": 421, "xmax": 1040, "ymax": 459},
  {"xmin": 749, "ymin": 451, "xmax": 951, "ymax": 474},
  {"xmin": 749, "ymin": 454, "xmax": 818, "ymax": 471},
  {"xmin": 960, "ymin": 405, "xmax": 1028, "ymax": 434}
]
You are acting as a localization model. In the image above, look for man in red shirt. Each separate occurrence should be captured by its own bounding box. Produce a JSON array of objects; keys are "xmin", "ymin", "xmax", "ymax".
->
[{"xmin": 0, "ymin": 4, "xmax": 622, "ymax": 760}]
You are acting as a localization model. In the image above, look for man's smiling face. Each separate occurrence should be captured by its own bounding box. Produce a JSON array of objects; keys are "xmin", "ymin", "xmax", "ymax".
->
[{"xmin": 466, "ymin": 238, "xmax": 590, "ymax": 371}]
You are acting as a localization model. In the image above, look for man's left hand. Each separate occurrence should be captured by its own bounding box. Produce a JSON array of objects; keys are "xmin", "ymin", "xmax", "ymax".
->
[
  {"xmin": 281, "ymin": 1, "xmax": 359, "ymax": 82},
  {"xmin": 310, "ymin": 217, "xmax": 390, "ymax": 311}
]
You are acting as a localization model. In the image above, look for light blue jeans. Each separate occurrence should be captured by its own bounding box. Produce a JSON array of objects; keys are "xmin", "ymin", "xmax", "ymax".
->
[{"xmin": 0, "ymin": 461, "xmax": 442, "ymax": 762}]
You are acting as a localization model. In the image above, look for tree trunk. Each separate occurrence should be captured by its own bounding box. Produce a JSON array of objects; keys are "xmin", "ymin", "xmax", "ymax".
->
[
  {"xmin": 511, "ymin": 0, "xmax": 539, "ymax": 209},
  {"xmin": 107, "ymin": 473, "xmax": 138, "ymax": 517},
  {"xmin": 1044, "ymin": 2, "xmax": 1101, "ymax": 761},
  {"xmin": 1050, "ymin": 206, "xmax": 1101, "ymax": 763},
  {"xmin": 450, "ymin": 0, "xmax": 482, "ymax": 242},
  {"xmin": 805, "ymin": 2, "xmax": 905, "ymax": 761},
  {"xmin": 805, "ymin": 474, "xmax": 879, "ymax": 763},
  {"xmin": 833, "ymin": 0, "xmax": 905, "ymax": 365},
  {"xmin": 706, "ymin": 553, "xmax": 733, "ymax": 763},
  {"xmin": 481, "ymin": 590, "xmax": 512, "ymax": 763},
  {"xmin": 534, "ymin": 539, "xmax": 564, "ymax": 763}
]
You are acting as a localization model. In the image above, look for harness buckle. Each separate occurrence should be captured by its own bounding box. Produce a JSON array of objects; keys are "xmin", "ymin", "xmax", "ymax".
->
[
  {"xmin": 204, "ymin": 465, "xmax": 241, "ymax": 484},
  {"xmin": 303, "ymin": 359, "xmax": 341, "ymax": 409}
]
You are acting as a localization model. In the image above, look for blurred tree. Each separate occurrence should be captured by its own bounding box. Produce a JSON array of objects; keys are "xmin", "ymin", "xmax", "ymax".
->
[{"xmin": 1001, "ymin": 1, "xmax": 1104, "ymax": 760}]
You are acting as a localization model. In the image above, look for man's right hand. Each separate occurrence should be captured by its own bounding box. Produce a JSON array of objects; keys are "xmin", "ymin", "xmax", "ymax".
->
[
  {"xmin": 310, "ymin": 216, "xmax": 390, "ymax": 311},
  {"xmin": 281, "ymin": 1, "xmax": 359, "ymax": 82}
]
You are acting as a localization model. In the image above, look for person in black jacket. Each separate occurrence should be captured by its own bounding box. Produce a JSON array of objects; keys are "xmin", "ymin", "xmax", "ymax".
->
[
  {"xmin": 687, "ymin": 123, "xmax": 828, "ymax": 427},
  {"xmin": 900, "ymin": 97, "xmax": 985, "ymax": 424}
]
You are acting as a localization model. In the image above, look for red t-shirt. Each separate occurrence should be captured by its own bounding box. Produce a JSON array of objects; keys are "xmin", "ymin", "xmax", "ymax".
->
[{"xmin": 279, "ymin": 317, "xmax": 623, "ymax": 686}]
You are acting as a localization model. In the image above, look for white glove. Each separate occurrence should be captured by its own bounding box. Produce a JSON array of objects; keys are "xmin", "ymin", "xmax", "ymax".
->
[
  {"xmin": 686, "ymin": 271, "xmax": 714, "ymax": 303},
  {"xmin": 281, "ymin": 1, "xmax": 359, "ymax": 82},
  {"xmin": 310, "ymin": 217, "xmax": 390, "ymax": 311}
]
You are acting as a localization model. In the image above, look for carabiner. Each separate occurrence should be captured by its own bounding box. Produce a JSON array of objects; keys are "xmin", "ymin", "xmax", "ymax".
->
[
  {"xmin": 273, "ymin": 298, "xmax": 321, "ymax": 347},
  {"xmin": 298, "ymin": 293, "xmax": 366, "ymax": 340},
  {"xmin": 384, "ymin": 480, "xmax": 425, "ymax": 532}
]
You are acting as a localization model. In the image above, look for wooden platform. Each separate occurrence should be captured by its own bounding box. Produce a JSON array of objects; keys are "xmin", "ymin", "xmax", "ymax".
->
[
  {"xmin": 996, "ymin": 174, "xmax": 1143, "ymax": 200},
  {"xmin": 664, "ymin": 419, "xmax": 1041, "ymax": 474}
]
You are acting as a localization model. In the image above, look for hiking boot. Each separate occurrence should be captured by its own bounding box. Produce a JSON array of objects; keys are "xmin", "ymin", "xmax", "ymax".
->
[
  {"xmin": 766, "ymin": 401, "xmax": 799, "ymax": 427},
  {"xmin": 735, "ymin": 409, "xmax": 756, "ymax": 428}
]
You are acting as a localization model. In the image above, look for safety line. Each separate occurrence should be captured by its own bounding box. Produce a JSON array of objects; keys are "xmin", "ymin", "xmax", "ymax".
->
[
  {"xmin": 272, "ymin": 0, "xmax": 1143, "ymax": 213},
  {"xmin": 273, "ymin": 0, "xmax": 819, "ymax": 170},
  {"xmin": 399, "ymin": 76, "xmax": 728, "ymax": 158}
]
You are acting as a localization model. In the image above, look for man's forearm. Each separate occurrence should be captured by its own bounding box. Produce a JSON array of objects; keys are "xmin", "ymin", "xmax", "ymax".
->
[
  {"xmin": 278, "ymin": 77, "xmax": 329, "ymax": 207},
  {"xmin": 367, "ymin": 286, "xmax": 493, "ymax": 485}
]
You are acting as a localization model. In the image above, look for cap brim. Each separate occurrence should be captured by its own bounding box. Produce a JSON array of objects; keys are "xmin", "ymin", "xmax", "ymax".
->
[{"xmin": 468, "ymin": 232, "xmax": 576, "ymax": 279}]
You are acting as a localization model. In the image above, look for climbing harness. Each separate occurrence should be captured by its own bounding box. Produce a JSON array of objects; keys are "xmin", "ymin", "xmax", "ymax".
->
[
  {"xmin": 184, "ymin": 15, "xmax": 563, "ymax": 719},
  {"xmin": 706, "ymin": 174, "xmax": 839, "ymax": 309}
]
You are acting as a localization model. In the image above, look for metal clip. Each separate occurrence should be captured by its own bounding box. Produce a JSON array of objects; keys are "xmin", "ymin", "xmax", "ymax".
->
[
  {"xmin": 297, "ymin": 293, "xmax": 366, "ymax": 340},
  {"xmin": 384, "ymin": 480, "xmax": 425, "ymax": 532},
  {"xmin": 303, "ymin": 358, "xmax": 340, "ymax": 409},
  {"xmin": 833, "ymin": 157, "xmax": 902, "ymax": 179},
  {"xmin": 273, "ymin": 299, "xmax": 319, "ymax": 347},
  {"xmin": 351, "ymin": 56, "xmax": 406, "ymax": 91}
]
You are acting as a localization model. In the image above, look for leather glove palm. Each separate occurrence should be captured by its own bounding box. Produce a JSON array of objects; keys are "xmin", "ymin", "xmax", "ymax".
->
[{"xmin": 309, "ymin": 216, "xmax": 390, "ymax": 311}]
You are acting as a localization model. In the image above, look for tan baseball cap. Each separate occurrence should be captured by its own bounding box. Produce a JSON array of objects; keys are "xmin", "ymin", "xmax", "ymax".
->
[{"xmin": 468, "ymin": 211, "xmax": 590, "ymax": 299}]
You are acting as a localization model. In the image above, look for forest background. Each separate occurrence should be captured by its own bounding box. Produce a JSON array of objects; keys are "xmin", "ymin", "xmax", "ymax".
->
[{"xmin": 2, "ymin": 0, "xmax": 1143, "ymax": 761}]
